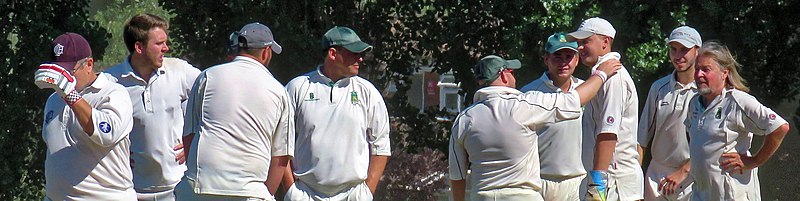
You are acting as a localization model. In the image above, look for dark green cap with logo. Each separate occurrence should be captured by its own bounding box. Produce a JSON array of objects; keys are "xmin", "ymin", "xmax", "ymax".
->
[
  {"xmin": 545, "ymin": 33, "xmax": 578, "ymax": 54},
  {"xmin": 321, "ymin": 26, "xmax": 373, "ymax": 53},
  {"xmin": 474, "ymin": 55, "xmax": 521, "ymax": 82}
]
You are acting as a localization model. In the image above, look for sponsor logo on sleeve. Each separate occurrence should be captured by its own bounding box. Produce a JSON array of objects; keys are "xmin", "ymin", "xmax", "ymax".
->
[
  {"xmin": 606, "ymin": 116, "xmax": 615, "ymax": 125},
  {"xmin": 769, "ymin": 113, "xmax": 776, "ymax": 120},
  {"xmin": 98, "ymin": 122, "xmax": 112, "ymax": 133},
  {"xmin": 45, "ymin": 111, "xmax": 54, "ymax": 124}
]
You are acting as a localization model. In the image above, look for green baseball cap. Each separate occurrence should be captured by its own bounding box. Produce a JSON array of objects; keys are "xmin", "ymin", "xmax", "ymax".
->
[
  {"xmin": 321, "ymin": 26, "xmax": 373, "ymax": 53},
  {"xmin": 545, "ymin": 33, "xmax": 578, "ymax": 54},
  {"xmin": 474, "ymin": 55, "xmax": 522, "ymax": 82}
]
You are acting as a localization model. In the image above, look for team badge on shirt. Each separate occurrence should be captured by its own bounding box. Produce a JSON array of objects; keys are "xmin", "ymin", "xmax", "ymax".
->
[
  {"xmin": 715, "ymin": 108, "xmax": 722, "ymax": 119},
  {"xmin": 98, "ymin": 122, "xmax": 112, "ymax": 133},
  {"xmin": 350, "ymin": 91, "xmax": 359, "ymax": 104},
  {"xmin": 305, "ymin": 92, "xmax": 320, "ymax": 101}
]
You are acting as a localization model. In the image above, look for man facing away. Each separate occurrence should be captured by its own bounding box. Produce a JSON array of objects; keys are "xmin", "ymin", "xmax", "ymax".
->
[
  {"xmin": 36, "ymin": 32, "xmax": 135, "ymax": 200},
  {"xmin": 568, "ymin": 17, "xmax": 643, "ymax": 201},
  {"xmin": 637, "ymin": 26, "xmax": 702, "ymax": 201},
  {"xmin": 449, "ymin": 54, "xmax": 621, "ymax": 201},
  {"xmin": 104, "ymin": 13, "xmax": 201, "ymax": 201},
  {"xmin": 283, "ymin": 26, "xmax": 390, "ymax": 201},
  {"xmin": 520, "ymin": 33, "xmax": 586, "ymax": 200},
  {"xmin": 175, "ymin": 22, "xmax": 293, "ymax": 201}
]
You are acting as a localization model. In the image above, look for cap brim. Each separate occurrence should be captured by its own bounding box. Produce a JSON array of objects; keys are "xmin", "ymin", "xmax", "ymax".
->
[
  {"xmin": 567, "ymin": 31, "xmax": 594, "ymax": 42},
  {"xmin": 53, "ymin": 61, "xmax": 78, "ymax": 73},
  {"xmin": 271, "ymin": 42, "xmax": 283, "ymax": 54},
  {"xmin": 341, "ymin": 41, "xmax": 373, "ymax": 53},
  {"xmin": 505, "ymin": 59, "xmax": 522, "ymax": 70},
  {"xmin": 548, "ymin": 46, "xmax": 578, "ymax": 54},
  {"xmin": 667, "ymin": 39, "xmax": 698, "ymax": 48}
]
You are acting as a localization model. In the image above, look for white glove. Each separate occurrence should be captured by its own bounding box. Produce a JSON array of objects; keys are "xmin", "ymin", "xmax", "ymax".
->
[{"xmin": 34, "ymin": 64, "xmax": 81, "ymax": 105}]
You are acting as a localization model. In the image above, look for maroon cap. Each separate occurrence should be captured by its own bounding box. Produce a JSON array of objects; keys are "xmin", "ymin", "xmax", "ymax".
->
[{"xmin": 51, "ymin": 33, "xmax": 92, "ymax": 72}]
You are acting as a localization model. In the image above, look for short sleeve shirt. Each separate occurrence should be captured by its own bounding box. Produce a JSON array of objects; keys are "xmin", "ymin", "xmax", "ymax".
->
[
  {"xmin": 449, "ymin": 86, "xmax": 582, "ymax": 191},
  {"xmin": 182, "ymin": 56, "xmax": 294, "ymax": 199},
  {"xmin": 42, "ymin": 73, "xmax": 135, "ymax": 200},
  {"xmin": 637, "ymin": 72, "xmax": 696, "ymax": 168},
  {"xmin": 520, "ymin": 73, "xmax": 586, "ymax": 178},
  {"xmin": 285, "ymin": 66, "xmax": 390, "ymax": 195},
  {"xmin": 581, "ymin": 52, "xmax": 643, "ymax": 198},
  {"xmin": 105, "ymin": 57, "xmax": 200, "ymax": 191},
  {"xmin": 686, "ymin": 88, "xmax": 787, "ymax": 200}
]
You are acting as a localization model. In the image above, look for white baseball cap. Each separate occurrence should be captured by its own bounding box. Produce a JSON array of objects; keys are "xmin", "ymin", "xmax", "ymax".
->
[
  {"xmin": 667, "ymin": 26, "xmax": 702, "ymax": 48},
  {"xmin": 568, "ymin": 17, "xmax": 616, "ymax": 41}
]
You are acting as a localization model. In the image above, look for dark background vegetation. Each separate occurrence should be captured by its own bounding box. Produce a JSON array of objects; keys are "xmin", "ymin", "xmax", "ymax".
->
[{"xmin": 2, "ymin": 0, "xmax": 799, "ymax": 200}]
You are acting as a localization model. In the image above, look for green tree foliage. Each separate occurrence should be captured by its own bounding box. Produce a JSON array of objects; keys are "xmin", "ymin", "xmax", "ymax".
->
[
  {"xmin": 0, "ymin": 0, "xmax": 109, "ymax": 200},
  {"xmin": 4, "ymin": 0, "xmax": 800, "ymax": 199},
  {"xmin": 90, "ymin": 0, "xmax": 179, "ymax": 70}
]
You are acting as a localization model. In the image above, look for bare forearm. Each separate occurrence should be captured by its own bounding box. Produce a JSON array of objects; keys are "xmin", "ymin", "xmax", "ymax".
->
[
  {"xmin": 575, "ymin": 75, "xmax": 604, "ymax": 105},
  {"xmin": 366, "ymin": 155, "xmax": 389, "ymax": 194},
  {"xmin": 451, "ymin": 179, "xmax": 466, "ymax": 201},
  {"xmin": 182, "ymin": 133, "xmax": 195, "ymax": 162},
  {"xmin": 637, "ymin": 145, "xmax": 644, "ymax": 165},
  {"xmin": 71, "ymin": 99, "xmax": 94, "ymax": 135},
  {"xmin": 282, "ymin": 161, "xmax": 295, "ymax": 191},
  {"xmin": 752, "ymin": 124, "xmax": 789, "ymax": 166},
  {"xmin": 593, "ymin": 133, "xmax": 618, "ymax": 170},
  {"xmin": 266, "ymin": 156, "xmax": 290, "ymax": 195}
]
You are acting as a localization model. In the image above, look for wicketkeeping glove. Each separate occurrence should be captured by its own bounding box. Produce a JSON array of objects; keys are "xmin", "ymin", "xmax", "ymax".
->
[
  {"xmin": 585, "ymin": 170, "xmax": 609, "ymax": 201},
  {"xmin": 34, "ymin": 64, "xmax": 81, "ymax": 106}
]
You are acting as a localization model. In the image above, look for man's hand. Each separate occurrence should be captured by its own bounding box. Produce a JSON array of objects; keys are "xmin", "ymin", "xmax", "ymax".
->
[
  {"xmin": 35, "ymin": 64, "xmax": 77, "ymax": 97},
  {"xmin": 658, "ymin": 166, "xmax": 689, "ymax": 195},
  {"xmin": 586, "ymin": 170, "xmax": 609, "ymax": 201},
  {"xmin": 174, "ymin": 143, "xmax": 186, "ymax": 164},
  {"xmin": 721, "ymin": 152, "xmax": 756, "ymax": 174}
]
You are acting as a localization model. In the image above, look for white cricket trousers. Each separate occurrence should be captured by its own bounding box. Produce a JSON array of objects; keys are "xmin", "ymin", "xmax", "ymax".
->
[
  {"xmin": 173, "ymin": 176, "xmax": 269, "ymax": 201},
  {"xmin": 644, "ymin": 160, "xmax": 692, "ymax": 201},
  {"xmin": 136, "ymin": 187, "xmax": 177, "ymax": 201},
  {"xmin": 540, "ymin": 174, "xmax": 585, "ymax": 201},
  {"xmin": 284, "ymin": 180, "xmax": 373, "ymax": 201},
  {"xmin": 471, "ymin": 188, "xmax": 544, "ymax": 201}
]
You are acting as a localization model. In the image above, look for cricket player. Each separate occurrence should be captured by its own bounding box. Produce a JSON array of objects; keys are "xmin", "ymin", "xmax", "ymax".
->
[
  {"xmin": 175, "ymin": 22, "xmax": 293, "ymax": 201},
  {"xmin": 637, "ymin": 26, "xmax": 701, "ymax": 201},
  {"xmin": 449, "ymin": 55, "xmax": 621, "ymax": 201},
  {"xmin": 283, "ymin": 26, "xmax": 390, "ymax": 201},
  {"xmin": 36, "ymin": 32, "xmax": 135, "ymax": 200},
  {"xmin": 568, "ymin": 17, "xmax": 644, "ymax": 201},
  {"xmin": 105, "ymin": 13, "xmax": 200, "ymax": 201},
  {"xmin": 519, "ymin": 33, "xmax": 586, "ymax": 200},
  {"xmin": 686, "ymin": 41, "xmax": 789, "ymax": 200}
]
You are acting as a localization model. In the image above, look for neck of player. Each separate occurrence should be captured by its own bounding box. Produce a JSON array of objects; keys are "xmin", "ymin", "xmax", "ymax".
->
[{"xmin": 130, "ymin": 55, "xmax": 156, "ymax": 82}]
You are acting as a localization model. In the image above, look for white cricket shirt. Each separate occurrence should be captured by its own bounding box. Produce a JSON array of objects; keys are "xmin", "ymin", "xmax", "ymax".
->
[
  {"xmin": 686, "ymin": 88, "xmax": 786, "ymax": 200},
  {"xmin": 182, "ymin": 56, "xmax": 294, "ymax": 199},
  {"xmin": 286, "ymin": 66, "xmax": 391, "ymax": 195},
  {"xmin": 42, "ymin": 73, "xmax": 135, "ymax": 200},
  {"xmin": 638, "ymin": 72, "xmax": 696, "ymax": 168},
  {"xmin": 106, "ymin": 57, "xmax": 200, "ymax": 192},
  {"xmin": 581, "ymin": 52, "xmax": 643, "ymax": 198},
  {"xmin": 449, "ymin": 86, "xmax": 583, "ymax": 191},
  {"xmin": 520, "ymin": 73, "xmax": 587, "ymax": 179}
]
